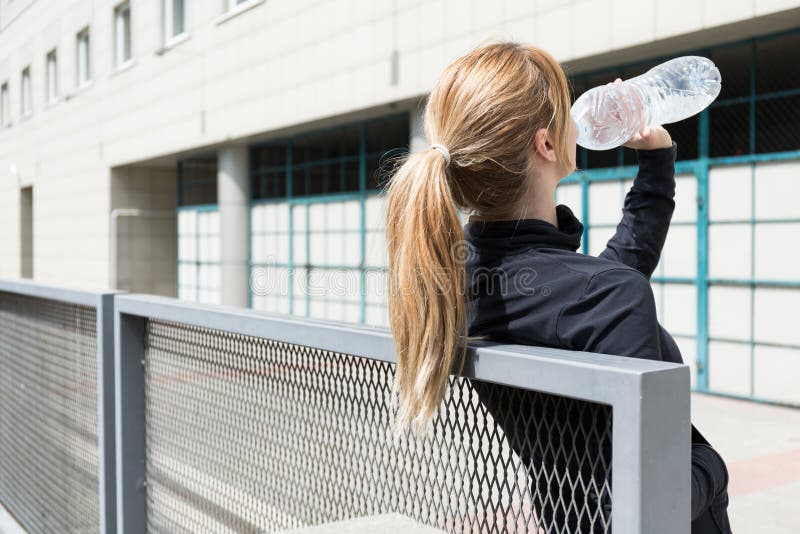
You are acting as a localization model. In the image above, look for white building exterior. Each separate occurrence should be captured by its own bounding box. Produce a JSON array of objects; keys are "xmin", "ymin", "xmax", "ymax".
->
[{"xmin": 1, "ymin": 0, "xmax": 799, "ymax": 404}]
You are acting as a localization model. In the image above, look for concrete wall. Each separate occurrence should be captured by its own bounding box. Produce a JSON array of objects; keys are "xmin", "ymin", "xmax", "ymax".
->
[{"xmin": 1, "ymin": 0, "xmax": 799, "ymax": 288}]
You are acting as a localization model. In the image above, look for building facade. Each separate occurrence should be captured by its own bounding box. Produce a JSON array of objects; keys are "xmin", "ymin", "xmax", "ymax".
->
[{"xmin": 1, "ymin": 0, "xmax": 799, "ymax": 405}]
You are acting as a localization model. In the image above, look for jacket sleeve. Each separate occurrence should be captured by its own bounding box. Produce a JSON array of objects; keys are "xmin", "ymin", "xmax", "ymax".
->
[
  {"xmin": 691, "ymin": 443, "xmax": 730, "ymax": 521},
  {"xmin": 598, "ymin": 142, "xmax": 678, "ymax": 279},
  {"xmin": 556, "ymin": 268, "xmax": 663, "ymax": 361}
]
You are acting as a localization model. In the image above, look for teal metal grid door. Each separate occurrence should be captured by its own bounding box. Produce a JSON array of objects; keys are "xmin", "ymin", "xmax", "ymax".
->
[
  {"xmin": 177, "ymin": 156, "xmax": 221, "ymax": 305},
  {"xmin": 564, "ymin": 29, "xmax": 800, "ymax": 407},
  {"xmin": 249, "ymin": 112, "xmax": 409, "ymax": 328}
]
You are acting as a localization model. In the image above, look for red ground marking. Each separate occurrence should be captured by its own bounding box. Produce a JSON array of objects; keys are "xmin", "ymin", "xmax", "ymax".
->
[{"xmin": 727, "ymin": 448, "xmax": 800, "ymax": 497}]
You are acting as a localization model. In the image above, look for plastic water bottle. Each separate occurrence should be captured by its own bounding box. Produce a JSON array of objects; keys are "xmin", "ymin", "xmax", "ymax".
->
[{"xmin": 571, "ymin": 56, "xmax": 722, "ymax": 150}]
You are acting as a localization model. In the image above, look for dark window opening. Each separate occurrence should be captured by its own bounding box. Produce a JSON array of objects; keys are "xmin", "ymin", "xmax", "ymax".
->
[
  {"xmin": 20, "ymin": 186, "xmax": 32, "ymax": 279},
  {"xmin": 178, "ymin": 156, "xmax": 217, "ymax": 206},
  {"xmin": 250, "ymin": 112, "xmax": 410, "ymax": 200},
  {"xmin": 756, "ymin": 94, "xmax": 800, "ymax": 154},
  {"xmin": 755, "ymin": 33, "xmax": 800, "ymax": 95},
  {"xmin": 712, "ymin": 44, "xmax": 751, "ymax": 101},
  {"xmin": 710, "ymin": 103, "xmax": 750, "ymax": 157}
]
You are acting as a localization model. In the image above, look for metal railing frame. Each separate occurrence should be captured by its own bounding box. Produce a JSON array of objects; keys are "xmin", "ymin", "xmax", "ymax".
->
[
  {"xmin": 0, "ymin": 279, "xmax": 119, "ymax": 534},
  {"xmin": 114, "ymin": 293, "xmax": 690, "ymax": 534},
  {"xmin": 0, "ymin": 280, "xmax": 692, "ymax": 533}
]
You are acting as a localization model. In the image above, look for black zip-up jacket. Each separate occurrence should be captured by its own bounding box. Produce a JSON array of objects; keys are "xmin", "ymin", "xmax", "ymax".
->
[{"xmin": 464, "ymin": 143, "xmax": 732, "ymax": 533}]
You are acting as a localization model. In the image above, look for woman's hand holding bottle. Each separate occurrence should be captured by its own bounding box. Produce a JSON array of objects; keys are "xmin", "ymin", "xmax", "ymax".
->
[{"xmin": 603, "ymin": 78, "xmax": 674, "ymax": 151}]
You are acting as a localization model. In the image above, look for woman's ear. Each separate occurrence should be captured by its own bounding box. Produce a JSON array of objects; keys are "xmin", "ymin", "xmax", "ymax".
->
[{"xmin": 533, "ymin": 128, "xmax": 558, "ymax": 163}]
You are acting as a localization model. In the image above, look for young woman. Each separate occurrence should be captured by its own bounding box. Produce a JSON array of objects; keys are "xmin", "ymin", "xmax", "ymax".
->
[{"xmin": 385, "ymin": 42, "xmax": 732, "ymax": 533}]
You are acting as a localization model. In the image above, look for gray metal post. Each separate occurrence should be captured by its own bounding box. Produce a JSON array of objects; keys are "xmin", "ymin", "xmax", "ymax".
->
[
  {"xmin": 611, "ymin": 366, "xmax": 691, "ymax": 533},
  {"xmin": 97, "ymin": 293, "xmax": 118, "ymax": 534},
  {"xmin": 115, "ymin": 309, "xmax": 148, "ymax": 534},
  {"xmin": 0, "ymin": 280, "xmax": 126, "ymax": 533}
]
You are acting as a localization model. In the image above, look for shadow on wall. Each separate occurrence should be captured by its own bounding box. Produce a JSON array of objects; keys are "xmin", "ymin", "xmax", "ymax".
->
[{"xmin": 110, "ymin": 165, "xmax": 178, "ymax": 297}]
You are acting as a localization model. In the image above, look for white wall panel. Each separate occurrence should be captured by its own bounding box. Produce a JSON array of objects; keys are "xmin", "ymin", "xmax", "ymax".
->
[
  {"xmin": 588, "ymin": 181, "xmax": 625, "ymax": 226},
  {"xmin": 709, "ymin": 286, "xmax": 751, "ymax": 341},
  {"xmin": 588, "ymin": 226, "xmax": 615, "ymax": 256},
  {"xmin": 555, "ymin": 183, "xmax": 583, "ymax": 218},
  {"xmin": 656, "ymin": 0, "xmax": 703, "ymax": 39},
  {"xmin": 703, "ymin": 0, "xmax": 754, "ymax": 27},
  {"xmin": 754, "ymin": 223, "xmax": 800, "ymax": 280},
  {"xmin": 754, "ymin": 346, "xmax": 800, "ymax": 404},
  {"xmin": 708, "ymin": 341, "xmax": 752, "ymax": 396},
  {"xmin": 573, "ymin": 0, "xmax": 612, "ymax": 58},
  {"xmin": 709, "ymin": 165, "xmax": 752, "ymax": 222},
  {"xmin": 754, "ymin": 288, "xmax": 800, "ymax": 347},
  {"xmin": 611, "ymin": 0, "xmax": 655, "ymax": 49},
  {"xmin": 709, "ymin": 224, "xmax": 752, "ymax": 279},
  {"xmin": 178, "ymin": 208, "xmax": 220, "ymax": 304},
  {"xmin": 662, "ymin": 284, "xmax": 697, "ymax": 336},
  {"xmin": 661, "ymin": 225, "xmax": 696, "ymax": 278},
  {"xmin": 754, "ymin": 161, "xmax": 800, "ymax": 221},
  {"xmin": 673, "ymin": 174, "xmax": 698, "ymax": 223},
  {"xmin": 536, "ymin": 4, "xmax": 572, "ymax": 60}
]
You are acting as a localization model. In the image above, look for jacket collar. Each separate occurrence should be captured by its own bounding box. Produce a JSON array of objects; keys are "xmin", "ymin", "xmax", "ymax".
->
[{"xmin": 463, "ymin": 204, "xmax": 584, "ymax": 252}]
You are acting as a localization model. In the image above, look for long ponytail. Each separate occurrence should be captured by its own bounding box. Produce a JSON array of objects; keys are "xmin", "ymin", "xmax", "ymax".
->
[{"xmin": 386, "ymin": 147, "xmax": 468, "ymax": 435}]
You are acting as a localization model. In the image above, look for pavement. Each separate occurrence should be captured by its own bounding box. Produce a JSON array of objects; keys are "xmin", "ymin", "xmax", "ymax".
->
[{"xmin": 691, "ymin": 392, "xmax": 800, "ymax": 533}]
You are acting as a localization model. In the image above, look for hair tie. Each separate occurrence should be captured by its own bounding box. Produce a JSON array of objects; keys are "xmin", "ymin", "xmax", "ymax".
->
[{"xmin": 429, "ymin": 144, "xmax": 451, "ymax": 166}]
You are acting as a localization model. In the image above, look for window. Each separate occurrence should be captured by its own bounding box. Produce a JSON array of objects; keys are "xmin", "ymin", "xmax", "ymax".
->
[
  {"xmin": 114, "ymin": 2, "xmax": 132, "ymax": 68},
  {"xmin": 21, "ymin": 67, "xmax": 31, "ymax": 116},
  {"xmin": 46, "ymin": 49, "xmax": 58, "ymax": 103},
  {"xmin": 177, "ymin": 157, "xmax": 221, "ymax": 305},
  {"xmin": 251, "ymin": 114, "xmax": 410, "ymax": 201},
  {"xmin": 248, "ymin": 113, "xmax": 410, "ymax": 324},
  {"xmin": 178, "ymin": 157, "xmax": 218, "ymax": 206},
  {"xmin": 164, "ymin": 0, "xmax": 186, "ymax": 43},
  {"xmin": 77, "ymin": 28, "xmax": 91, "ymax": 86},
  {"xmin": 217, "ymin": 0, "xmax": 262, "ymax": 24},
  {"xmin": 1, "ymin": 83, "xmax": 9, "ymax": 127}
]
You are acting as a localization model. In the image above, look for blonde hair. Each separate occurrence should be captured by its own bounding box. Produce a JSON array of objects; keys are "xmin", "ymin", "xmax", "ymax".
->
[{"xmin": 385, "ymin": 42, "xmax": 574, "ymax": 435}]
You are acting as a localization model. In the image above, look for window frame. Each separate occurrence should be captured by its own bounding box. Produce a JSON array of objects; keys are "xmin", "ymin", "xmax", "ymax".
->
[
  {"xmin": 216, "ymin": 0, "xmax": 264, "ymax": 25},
  {"xmin": 114, "ymin": 1, "xmax": 133, "ymax": 71},
  {"xmin": 46, "ymin": 49, "xmax": 58, "ymax": 104},
  {"xmin": 227, "ymin": 0, "xmax": 248, "ymax": 10},
  {"xmin": 20, "ymin": 67, "xmax": 31, "ymax": 117},
  {"xmin": 76, "ymin": 27, "xmax": 91, "ymax": 88},
  {"xmin": 163, "ymin": 0, "xmax": 187, "ymax": 47},
  {"xmin": 1, "ymin": 82, "xmax": 10, "ymax": 127}
]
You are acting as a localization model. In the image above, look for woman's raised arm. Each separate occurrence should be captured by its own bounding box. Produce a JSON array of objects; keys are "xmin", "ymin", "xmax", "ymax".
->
[{"xmin": 597, "ymin": 125, "xmax": 677, "ymax": 279}]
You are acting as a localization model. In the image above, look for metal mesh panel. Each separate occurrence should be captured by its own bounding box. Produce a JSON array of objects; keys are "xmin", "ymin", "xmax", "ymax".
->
[
  {"xmin": 755, "ymin": 94, "xmax": 800, "ymax": 153},
  {"xmin": 0, "ymin": 292, "xmax": 99, "ymax": 533},
  {"xmin": 144, "ymin": 320, "xmax": 613, "ymax": 533}
]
